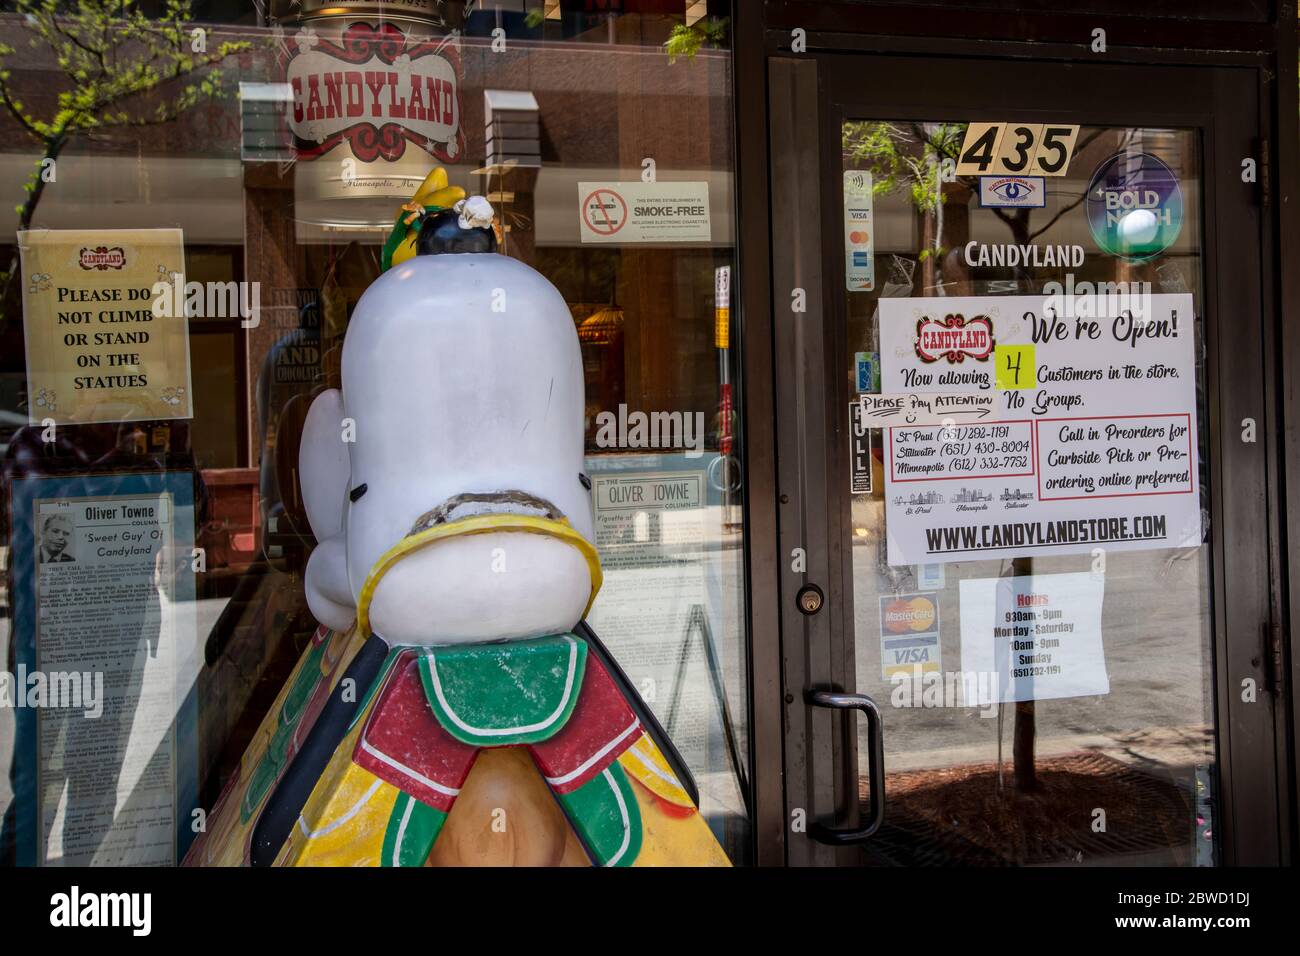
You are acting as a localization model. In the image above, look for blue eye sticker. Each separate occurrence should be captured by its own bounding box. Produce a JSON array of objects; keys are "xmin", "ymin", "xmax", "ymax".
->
[{"xmin": 978, "ymin": 176, "xmax": 1046, "ymax": 208}]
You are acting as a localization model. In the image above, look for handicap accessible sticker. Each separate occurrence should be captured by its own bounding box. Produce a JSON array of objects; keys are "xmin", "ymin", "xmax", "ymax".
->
[{"xmin": 1085, "ymin": 151, "xmax": 1183, "ymax": 261}]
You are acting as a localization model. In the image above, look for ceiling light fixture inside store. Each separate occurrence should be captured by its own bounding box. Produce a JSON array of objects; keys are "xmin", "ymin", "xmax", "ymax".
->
[{"xmin": 578, "ymin": 302, "xmax": 625, "ymax": 345}]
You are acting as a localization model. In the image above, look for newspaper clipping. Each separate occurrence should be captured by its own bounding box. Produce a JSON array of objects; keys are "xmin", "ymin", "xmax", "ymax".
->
[{"xmin": 32, "ymin": 492, "xmax": 180, "ymax": 865}]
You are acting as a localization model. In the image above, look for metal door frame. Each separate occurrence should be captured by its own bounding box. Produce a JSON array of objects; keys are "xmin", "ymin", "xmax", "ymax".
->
[{"xmin": 736, "ymin": 21, "xmax": 1292, "ymax": 866}]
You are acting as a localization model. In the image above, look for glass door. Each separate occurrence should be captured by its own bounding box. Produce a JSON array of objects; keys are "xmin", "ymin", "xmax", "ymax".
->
[{"xmin": 769, "ymin": 53, "xmax": 1283, "ymax": 866}]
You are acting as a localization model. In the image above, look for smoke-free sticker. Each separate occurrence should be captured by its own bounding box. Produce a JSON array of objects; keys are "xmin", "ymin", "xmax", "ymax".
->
[
  {"xmin": 1085, "ymin": 152, "xmax": 1183, "ymax": 261},
  {"xmin": 578, "ymin": 182, "xmax": 711, "ymax": 244}
]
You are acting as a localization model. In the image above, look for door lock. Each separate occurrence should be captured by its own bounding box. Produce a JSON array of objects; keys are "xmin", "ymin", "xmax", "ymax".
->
[{"xmin": 797, "ymin": 584, "xmax": 824, "ymax": 615}]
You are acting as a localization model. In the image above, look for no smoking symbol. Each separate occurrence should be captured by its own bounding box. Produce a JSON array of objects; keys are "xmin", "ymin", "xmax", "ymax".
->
[{"xmin": 583, "ymin": 188, "xmax": 627, "ymax": 236}]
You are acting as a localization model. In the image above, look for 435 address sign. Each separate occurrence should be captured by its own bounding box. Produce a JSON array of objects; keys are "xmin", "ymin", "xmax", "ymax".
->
[{"xmin": 954, "ymin": 122, "xmax": 1080, "ymax": 177}]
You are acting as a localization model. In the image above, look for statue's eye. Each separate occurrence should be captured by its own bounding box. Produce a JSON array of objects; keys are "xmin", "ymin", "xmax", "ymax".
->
[
  {"xmin": 578, "ymin": 473, "xmax": 592, "ymax": 491},
  {"xmin": 349, "ymin": 483, "xmax": 368, "ymax": 503}
]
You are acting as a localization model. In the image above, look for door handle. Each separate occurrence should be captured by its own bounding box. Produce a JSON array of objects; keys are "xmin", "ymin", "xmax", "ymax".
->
[{"xmin": 806, "ymin": 689, "xmax": 885, "ymax": 845}]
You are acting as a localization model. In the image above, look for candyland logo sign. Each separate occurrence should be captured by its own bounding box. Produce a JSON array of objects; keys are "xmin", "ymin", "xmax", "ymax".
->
[
  {"xmin": 914, "ymin": 314, "xmax": 995, "ymax": 364},
  {"xmin": 78, "ymin": 247, "xmax": 125, "ymax": 270},
  {"xmin": 285, "ymin": 22, "xmax": 462, "ymax": 163}
]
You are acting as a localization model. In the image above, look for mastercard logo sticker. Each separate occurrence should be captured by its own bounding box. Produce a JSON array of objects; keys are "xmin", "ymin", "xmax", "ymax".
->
[
  {"xmin": 849, "ymin": 230, "xmax": 870, "ymax": 245},
  {"xmin": 882, "ymin": 596, "xmax": 937, "ymax": 634}
]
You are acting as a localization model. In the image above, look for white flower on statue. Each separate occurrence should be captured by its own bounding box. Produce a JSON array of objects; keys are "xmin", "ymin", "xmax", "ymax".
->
[{"xmin": 456, "ymin": 196, "xmax": 495, "ymax": 230}]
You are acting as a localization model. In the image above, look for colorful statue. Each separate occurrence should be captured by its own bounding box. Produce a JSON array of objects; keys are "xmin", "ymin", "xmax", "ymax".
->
[{"xmin": 186, "ymin": 169, "xmax": 730, "ymax": 867}]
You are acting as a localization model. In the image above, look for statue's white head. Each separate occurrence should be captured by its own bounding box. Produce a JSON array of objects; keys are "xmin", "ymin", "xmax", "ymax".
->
[{"xmin": 298, "ymin": 233, "xmax": 598, "ymax": 647}]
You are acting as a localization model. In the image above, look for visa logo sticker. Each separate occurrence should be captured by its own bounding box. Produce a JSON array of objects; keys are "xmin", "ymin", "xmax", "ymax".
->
[
  {"xmin": 980, "ymin": 176, "xmax": 1045, "ymax": 208},
  {"xmin": 881, "ymin": 640, "xmax": 941, "ymax": 678}
]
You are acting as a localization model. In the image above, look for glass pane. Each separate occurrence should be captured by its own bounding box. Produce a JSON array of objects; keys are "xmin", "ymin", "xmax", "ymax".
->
[
  {"xmin": 0, "ymin": 3, "xmax": 747, "ymax": 867},
  {"xmin": 842, "ymin": 119, "xmax": 1215, "ymax": 865}
]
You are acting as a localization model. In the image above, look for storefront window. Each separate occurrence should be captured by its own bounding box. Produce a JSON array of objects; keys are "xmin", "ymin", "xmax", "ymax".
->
[{"xmin": 0, "ymin": 0, "xmax": 747, "ymax": 866}]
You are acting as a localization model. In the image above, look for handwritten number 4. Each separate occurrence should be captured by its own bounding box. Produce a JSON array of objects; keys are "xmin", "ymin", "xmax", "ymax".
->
[{"xmin": 1005, "ymin": 351, "xmax": 1022, "ymax": 385}]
